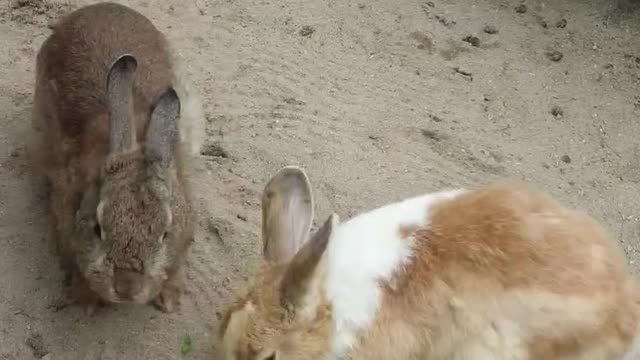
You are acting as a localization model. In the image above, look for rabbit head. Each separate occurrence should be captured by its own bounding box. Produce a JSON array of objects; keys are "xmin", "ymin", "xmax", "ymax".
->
[
  {"xmin": 219, "ymin": 167, "xmax": 338, "ymax": 360},
  {"xmin": 73, "ymin": 54, "xmax": 182, "ymax": 305}
]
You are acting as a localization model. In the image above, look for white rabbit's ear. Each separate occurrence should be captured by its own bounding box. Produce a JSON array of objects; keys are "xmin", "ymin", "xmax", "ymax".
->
[
  {"xmin": 261, "ymin": 166, "xmax": 314, "ymax": 264},
  {"xmin": 280, "ymin": 213, "xmax": 338, "ymax": 313}
]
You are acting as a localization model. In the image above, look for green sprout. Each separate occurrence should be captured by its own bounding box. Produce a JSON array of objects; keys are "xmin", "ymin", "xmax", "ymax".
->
[{"xmin": 179, "ymin": 334, "xmax": 193, "ymax": 359}]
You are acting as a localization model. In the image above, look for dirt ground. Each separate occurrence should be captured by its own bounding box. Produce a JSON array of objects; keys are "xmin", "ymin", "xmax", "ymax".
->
[{"xmin": 0, "ymin": 0, "xmax": 639, "ymax": 359}]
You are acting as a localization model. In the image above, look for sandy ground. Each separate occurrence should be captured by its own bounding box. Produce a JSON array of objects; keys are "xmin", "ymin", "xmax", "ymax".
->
[{"xmin": 0, "ymin": 0, "xmax": 639, "ymax": 358}]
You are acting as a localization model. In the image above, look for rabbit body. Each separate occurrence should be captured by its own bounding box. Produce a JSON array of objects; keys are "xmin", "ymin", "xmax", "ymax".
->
[
  {"xmin": 33, "ymin": 2, "xmax": 201, "ymax": 312},
  {"xmin": 219, "ymin": 168, "xmax": 640, "ymax": 360}
]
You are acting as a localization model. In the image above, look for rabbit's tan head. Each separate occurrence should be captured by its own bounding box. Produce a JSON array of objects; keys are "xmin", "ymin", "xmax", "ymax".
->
[
  {"xmin": 219, "ymin": 167, "xmax": 336, "ymax": 360},
  {"xmin": 73, "ymin": 55, "xmax": 182, "ymax": 304}
]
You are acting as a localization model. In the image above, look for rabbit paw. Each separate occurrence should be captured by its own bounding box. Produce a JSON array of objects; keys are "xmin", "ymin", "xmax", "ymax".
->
[
  {"xmin": 69, "ymin": 287, "xmax": 104, "ymax": 316},
  {"xmin": 152, "ymin": 285, "xmax": 183, "ymax": 313},
  {"xmin": 83, "ymin": 302, "xmax": 99, "ymax": 316},
  {"xmin": 68, "ymin": 273, "xmax": 104, "ymax": 315}
]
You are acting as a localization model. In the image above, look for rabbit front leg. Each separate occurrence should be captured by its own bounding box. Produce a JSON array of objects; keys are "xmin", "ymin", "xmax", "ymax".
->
[
  {"xmin": 153, "ymin": 262, "xmax": 186, "ymax": 313},
  {"xmin": 48, "ymin": 185, "xmax": 79, "ymax": 284},
  {"xmin": 49, "ymin": 180, "xmax": 105, "ymax": 314},
  {"xmin": 68, "ymin": 270, "xmax": 105, "ymax": 315}
]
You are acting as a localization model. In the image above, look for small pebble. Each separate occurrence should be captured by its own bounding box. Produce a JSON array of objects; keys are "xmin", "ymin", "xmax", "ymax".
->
[
  {"xmin": 428, "ymin": 114, "xmax": 444, "ymax": 122},
  {"xmin": 454, "ymin": 67, "xmax": 473, "ymax": 78},
  {"xmin": 551, "ymin": 105, "xmax": 564, "ymax": 118},
  {"xmin": 515, "ymin": 4, "xmax": 527, "ymax": 13},
  {"xmin": 546, "ymin": 50, "xmax": 563, "ymax": 62},
  {"xmin": 556, "ymin": 18, "xmax": 567, "ymax": 28},
  {"xmin": 11, "ymin": 0, "xmax": 29, "ymax": 9},
  {"xmin": 462, "ymin": 35, "xmax": 480, "ymax": 47},
  {"xmin": 421, "ymin": 129, "xmax": 442, "ymax": 141},
  {"xmin": 299, "ymin": 25, "xmax": 315, "ymax": 37},
  {"xmin": 483, "ymin": 24, "xmax": 498, "ymax": 34},
  {"xmin": 560, "ymin": 155, "xmax": 571, "ymax": 164},
  {"xmin": 201, "ymin": 143, "xmax": 228, "ymax": 158}
]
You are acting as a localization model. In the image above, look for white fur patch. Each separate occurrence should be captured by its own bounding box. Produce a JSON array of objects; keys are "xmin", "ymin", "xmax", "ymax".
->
[
  {"xmin": 623, "ymin": 333, "xmax": 640, "ymax": 360},
  {"xmin": 325, "ymin": 189, "xmax": 465, "ymax": 356}
]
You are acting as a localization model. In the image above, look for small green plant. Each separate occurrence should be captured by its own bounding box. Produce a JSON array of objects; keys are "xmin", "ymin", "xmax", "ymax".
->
[{"xmin": 179, "ymin": 334, "xmax": 193, "ymax": 360}]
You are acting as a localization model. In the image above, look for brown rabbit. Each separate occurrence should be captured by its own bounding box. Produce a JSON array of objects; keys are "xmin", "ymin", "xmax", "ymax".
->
[
  {"xmin": 218, "ymin": 166, "xmax": 640, "ymax": 359},
  {"xmin": 32, "ymin": 2, "xmax": 202, "ymax": 313}
]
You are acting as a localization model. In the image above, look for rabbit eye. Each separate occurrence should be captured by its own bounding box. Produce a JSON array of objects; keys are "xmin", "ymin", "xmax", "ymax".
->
[{"xmin": 93, "ymin": 223, "xmax": 102, "ymax": 238}]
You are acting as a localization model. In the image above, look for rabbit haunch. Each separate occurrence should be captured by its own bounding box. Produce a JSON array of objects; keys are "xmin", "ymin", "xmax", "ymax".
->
[
  {"xmin": 220, "ymin": 167, "xmax": 640, "ymax": 360},
  {"xmin": 33, "ymin": 2, "xmax": 201, "ymax": 312},
  {"xmin": 343, "ymin": 185, "xmax": 639, "ymax": 359}
]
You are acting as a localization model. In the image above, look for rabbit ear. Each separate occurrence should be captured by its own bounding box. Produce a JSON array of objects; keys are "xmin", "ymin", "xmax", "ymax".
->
[
  {"xmin": 106, "ymin": 54, "xmax": 138, "ymax": 154},
  {"xmin": 262, "ymin": 166, "xmax": 314, "ymax": 264},
  {"xmin": 145, "ymin": 88, "xmax": 180, "ymax": 168},
  {"xmin": 280, "ymin": 214, "xmax": 337, "ymax": 311},
  {"xmin": 76, "ymin": 184, "xmax": 100, "ymax": 221}
]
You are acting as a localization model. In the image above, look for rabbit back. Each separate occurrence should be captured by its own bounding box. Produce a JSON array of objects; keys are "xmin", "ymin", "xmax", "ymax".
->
[
  {"xmin": 37, "ymin": 2, "xmax": 172, "ymax": 141},
  {"xmin": 340, "ymin": 183, "xmax": 639, "ymax": 359}
]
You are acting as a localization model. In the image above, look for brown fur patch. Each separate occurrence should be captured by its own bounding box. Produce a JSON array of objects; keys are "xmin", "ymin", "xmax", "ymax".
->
[
  {"xmin": 348, "ymin": 183, "xmax": 639, "ymax": 359},
  {"xmin": 220, "ymin": 261, "xmax": 333, "ymax": 360},
  {"xmin": 390, "ymin": 183, "xmax": 628, "ymax": 296},
  {"xmin": 397, "ymin": 223, "xmax": 421, "ymax": 239}
]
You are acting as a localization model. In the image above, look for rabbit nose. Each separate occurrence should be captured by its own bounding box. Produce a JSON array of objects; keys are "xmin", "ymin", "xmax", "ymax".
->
[{"xmin": 114, "ymin": 269, "xmax": 143, "ymax": 301}]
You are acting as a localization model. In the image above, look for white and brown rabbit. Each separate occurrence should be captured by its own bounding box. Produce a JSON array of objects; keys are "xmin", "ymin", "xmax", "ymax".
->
[
  {"xmin": 32, "ymin": 2, "xmax": 202, "ymax": 313},
  {"xmin": 219, "ymin": 166, "xmax": 640, "ymax": 359}
]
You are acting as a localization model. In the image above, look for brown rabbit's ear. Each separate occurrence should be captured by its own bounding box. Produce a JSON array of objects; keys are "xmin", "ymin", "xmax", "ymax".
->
[
  {"xmin": 280, "ymin": 213, "xmax": 337, "ymax": 312},
  {"xmin": 145, "ymin": 88, "xmax": 180, "ymax": 168},
  {"xmin": 262, "ymin": 166, "xmax": 314, "ymax": 264},
  {"xmin": 76, "ymin": 184, "xmax": 100, "ymax": 222},
  {"xmin": 106, "ymin": 54, "xmax": 138, "ymax": 154}
]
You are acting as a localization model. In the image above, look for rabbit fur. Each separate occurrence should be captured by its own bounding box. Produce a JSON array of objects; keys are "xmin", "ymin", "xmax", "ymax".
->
[
  {"xmin": 32, "ymin": 2, "xmax": 202, "ymax": 313},
  {"xmin": 219, "ymin": 166, "xmax": 640, "ymax": 360}
]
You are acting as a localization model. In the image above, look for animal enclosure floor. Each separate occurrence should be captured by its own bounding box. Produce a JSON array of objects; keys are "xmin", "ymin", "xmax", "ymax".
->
[{"xmin": 0, "ymin": 0, "xmax": 639, "ymax": 358}]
